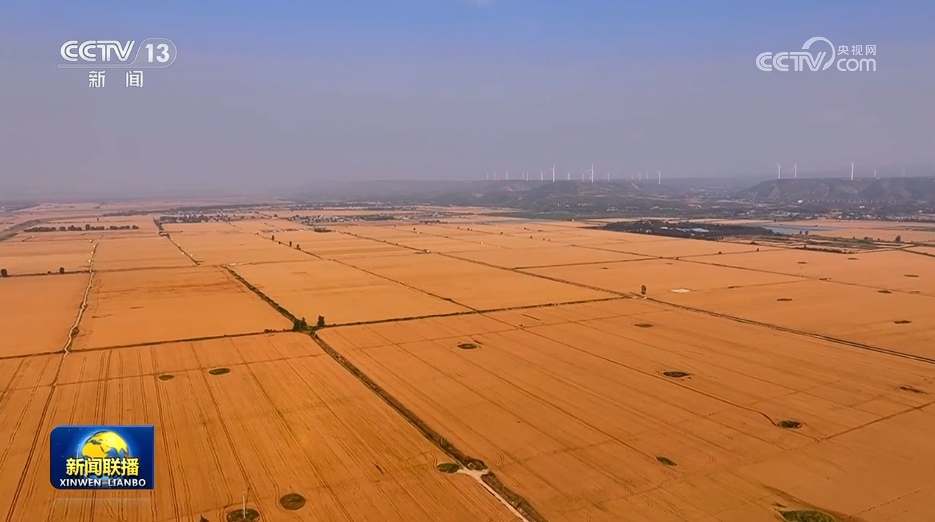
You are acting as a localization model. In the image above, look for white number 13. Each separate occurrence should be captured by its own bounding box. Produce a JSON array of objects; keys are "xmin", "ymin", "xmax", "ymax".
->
[{"xmin": 145, "ymin": 43, "xmax": 170, "ymax": 63}]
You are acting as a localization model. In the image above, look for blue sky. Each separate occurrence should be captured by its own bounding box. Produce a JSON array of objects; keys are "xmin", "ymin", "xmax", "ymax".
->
[{"xmin": 1, "ymin": 0, "xmax": 934, "ymax": 196}]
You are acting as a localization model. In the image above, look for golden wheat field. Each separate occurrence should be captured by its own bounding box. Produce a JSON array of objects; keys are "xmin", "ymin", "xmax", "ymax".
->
[
  {"xmin": 3, "ymin": 208, "xmax": 935, "ymax": 522},
  {"xmin": 72, "ymin": 266, "xmax": 290, "ymax": 350},
  {"xmin": 0, "ymin": 274, "xmax": 87, "ymax": 357}
]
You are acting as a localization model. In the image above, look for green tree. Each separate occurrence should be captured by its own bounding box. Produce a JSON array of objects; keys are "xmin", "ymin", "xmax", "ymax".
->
[
  {"xmin": 271, "ymin": 235, "xmax": 276, "ymax": 241},
  {"xmin": 289, "ymin": 241, "xmax": 293, "ymax": 247},
  {"xmin": 293, "ymin": 317, "xmax": 308, "ymax": 331},
  {"xmin": 640, "ymin": 285, "xmax": 647, "ymax": 296},
  {"xmin": 0, "ymin": 268, "xmax": 7, "ymax": 277},
  {"xmin": 59, "ymin": 267, "xmax": 65, "ymax": 274},
  {"xmin": 317, "ymin": 315, "xmax": 325, "ymax": 328},
  {"xmin": 895, "ymin": 235, "xmax": 902, "ymax": 243}
]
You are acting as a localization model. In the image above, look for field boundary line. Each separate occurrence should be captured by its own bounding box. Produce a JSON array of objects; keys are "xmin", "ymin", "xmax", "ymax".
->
[
  {"xmin": 223, "ymin": 265, "xmax": 301, "ymax": 323},
  {"xmin": 320, "ymin": 295, "xmax": 625, "ymax": 330},
  {"xmin": 161, "ymin": 233, "xmax": 200, "ymax": 265},
  {"xmin": 64, "ymin": 243, "xmax": 98, "ymax": 353},
  {"xmin": 5, "ymin": 242, "xmax": 97, "ymax": 522},
  {"xmin": 222, "ymin": 251, "xmax": 551, "ymax": 522},
  {"xmin": 329, "ymin": 257, "xmax": 478, "ymax": 311},
  {"xmin": 311, "ymin": 333, "xmax": 549, "ymax": 522},
  {"xmin": 642, "ymin": 296, "xmax": 935, "ymax": 365},
  {"xmin": 67, "ymin": 329, "xmax": 293, "ymax": 354},
  {"xmin": 438, "ymin": 249, "xmax": 935, "ymax": 366}
]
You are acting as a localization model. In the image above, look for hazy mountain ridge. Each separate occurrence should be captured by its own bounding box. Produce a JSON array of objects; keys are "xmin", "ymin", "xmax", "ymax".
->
[{"xmin": 736, "ymin": 177, "xmax": 935, "ymax": 204}]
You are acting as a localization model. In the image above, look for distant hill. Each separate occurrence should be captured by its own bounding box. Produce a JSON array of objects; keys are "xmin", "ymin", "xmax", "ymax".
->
[{"xmin": 736, "ymin": 177, "xmax": 935, "ymax": 204}]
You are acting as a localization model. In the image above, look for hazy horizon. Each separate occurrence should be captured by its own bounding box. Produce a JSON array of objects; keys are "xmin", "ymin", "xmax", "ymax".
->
[{"xmin": 2, "ymin": 0, "xmax": 934, "ymax": 199}]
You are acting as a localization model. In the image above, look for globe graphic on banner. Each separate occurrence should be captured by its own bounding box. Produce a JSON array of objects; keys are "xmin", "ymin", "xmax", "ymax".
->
[{"xmin": 81, "ymin": 431, "xmax": 131, "ymax": 460}]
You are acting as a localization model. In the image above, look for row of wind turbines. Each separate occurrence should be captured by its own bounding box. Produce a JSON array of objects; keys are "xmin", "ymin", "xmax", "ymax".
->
[
  {"xmin": 486, "ymin": 165, "xmax": 663, "ymax": 184},
  {"xmin": 776, "ymin": 162, "xmax": 905, "ymax": 180}
]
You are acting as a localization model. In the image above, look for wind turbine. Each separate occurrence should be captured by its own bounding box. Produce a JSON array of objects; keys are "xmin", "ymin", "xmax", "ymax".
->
[
  {"xmin": 874, "ymin": 169, "xmax": 877, "ymax": 179},
  {"xmin": 551, "ymin": 165, "xmax": 556, "ymax": 182},
  {"xmin": 505, "ymin": 171, "xmax": 509, "ymax": 181},
  {"xmin": 590, "ymin": 164, "xmax": 595, "ymax": 183},
  {"xmin": 540, "ymin": 171, "xmax": 543, "ymax": 181},
  {"xmin": 777, "ymin": 163, "xmax": 782, "ymax": 179},
  {"xmin": 567, "ymin": 172, "xmax": 571, "ymax": 181},
  {"xmin": 850, "ymin": 162, "xmax": 854, "ymax": 181},
  {"xmin": 794, "ymin": 162, "xmax": 797, "ymax": 178},
  {"xmin": 657, "ymin": 170, "xmax": 661, "ymax": 185}
]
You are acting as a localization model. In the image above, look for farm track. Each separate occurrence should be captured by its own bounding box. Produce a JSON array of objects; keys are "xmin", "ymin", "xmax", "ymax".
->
[
  {"xmin": 161, "ymin": 233, "xmax": 199, "ymax": 265},
  {"xmin": 5, "ymin": 242, "xmax": 98, "ymax": 522},
  {"xmin": 225, "ymin": 251, "xmax": 552, "ymax": 522}
]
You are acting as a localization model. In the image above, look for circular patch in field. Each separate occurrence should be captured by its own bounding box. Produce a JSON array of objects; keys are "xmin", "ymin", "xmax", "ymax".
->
[
  {"xmin": 776, "ymin": 298, "xmax": 793, "ymax": 302},
  {"xmin": 633, "ymin": 323, "xmax": 654, "ymax": 328},
  {"xmin": 663, "ymin": 371, "xmax": 690, "ymax": 379},
  {"xmin": 457, "ymin": 343, "xmax": 477, "ymax": 350},
  {"xmin": 780, "ymin": 510, "xmax": 835, "ymax": 522},
  {"xmin": 878, "ymin": 289, "xmax": 892, "ymax": 294},
  {"xmin": 904, "ymin": 274, "xmax": 919, "ymax": 278},
  {"xmin": 208, "ymin": 367, "xmax": 231, "ymax": 376},
  {"xmin": 894, "ymin": 320, "xmax": 912, "ymax": 324},
  {"xmin": 776, "ymin": 420, "xmax": 802, "ymax": 430},
  {"xmin": 279, "ymin": 493, "xmax": 306, "ymax": 510},
  {"xmin": 655, "ymin": 456, "xmax": 677, "ymax": 466},
  {"xmin": 156, "ymin": 374, "xmax": 174, "ymax": 381},
  {"xmin": 436, "ymin": 463, "xmax": 460, "ymax": 473},
  {"xmin": 226, "ymin": 508, "xmax": 260, "ymax": 522}
]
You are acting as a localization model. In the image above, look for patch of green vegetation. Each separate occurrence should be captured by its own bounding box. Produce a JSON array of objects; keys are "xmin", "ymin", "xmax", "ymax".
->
[
  {"xmin": 904, "ymin": 274, "xmax": 919, "ymax": 278},
  {"xmin": 776, "ymin": 297, "xmax": 793, "ymax": 302},
  {"xmin": 777, "ymin": 420, "xmax": 802, "ymax": 429},
  {"xmin": 156, "ymin": 374, "xmax": 174, "ymax": 381},
  {"xmin": 279, "ymin": 493, "xmax": 306, "ymax": 510},
  {"xmin": 226, "ymin": 508, "xmax": 260, "ymax": 522},
  {"xmin": 655, "ymin": 456, "xmax": 677, "ymax": 466},
  {"xmin": 437, "ymin": 462, "xmax": 461, "ymax": 474},
  {"xmin": 780, "ymin": 510, "xmax": 835, "ymax": 522},
  {"xmin": 894, "ymin": 320, "xmax": 912, "ymax": 324},
  {"xmin": 663, "ymin": 371, "xmax": 690, "ymax": 379},
  {"xmin": 878, "ymin": 289, "xmax": 892, "ymax": 294},
  {"xmin": 208, "ymin": 368, "xmax": 231, "ymax": 376},
  {"xmin": 899, "ymin": 385, "xmax": 925, "ymax": 394},
  {"xmin": 633, "ymin": 323, "xmax": 654, "ymax": 328}
]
